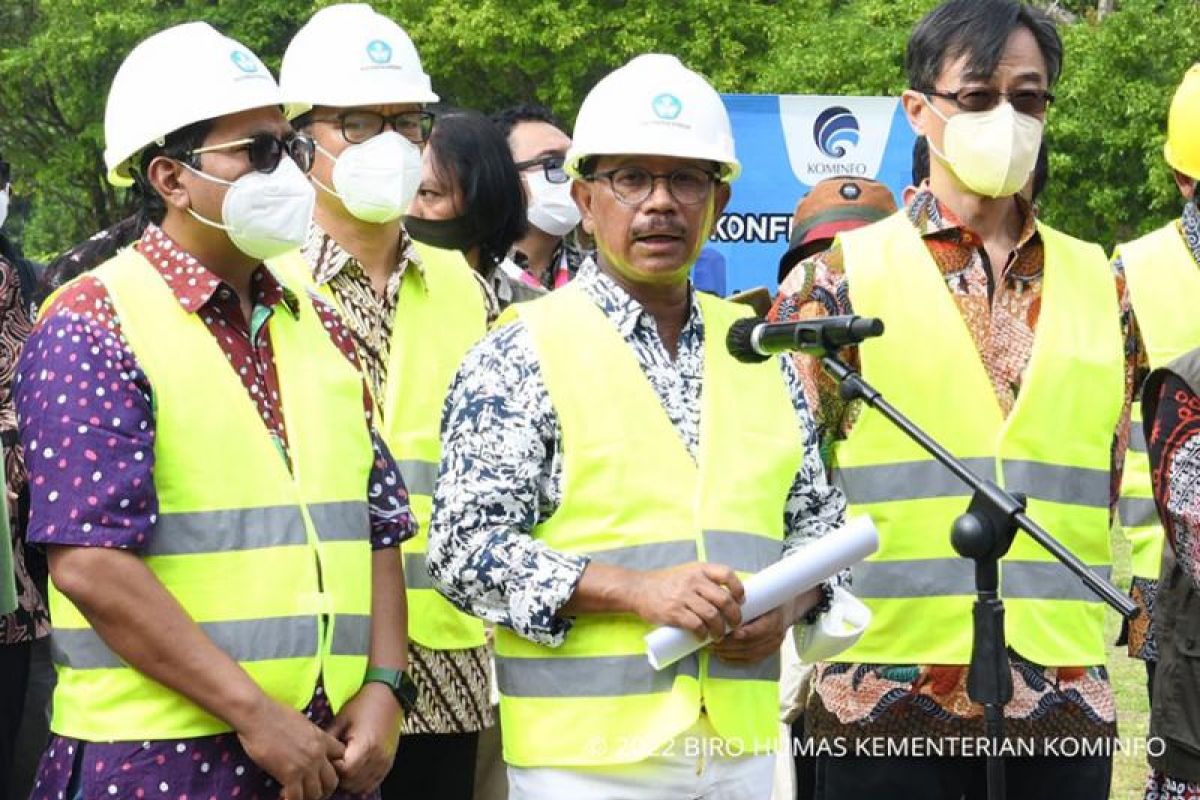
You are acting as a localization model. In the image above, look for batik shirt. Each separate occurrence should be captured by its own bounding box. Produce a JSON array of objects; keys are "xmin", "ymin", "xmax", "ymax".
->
[
  {"xmin": 772, "ymin": 189, "xmax": 1142, "ymax": 749},
  {"xmin": 428, "ymin": 259, "xmax": 847, "ymax": 646},
  {"xmin": 21, "ymin": 225, "xmax": 415, "ymax": 800},
  {"xmin": 303, "ymin": 222, "xmax": 495, "ymax": 735}
]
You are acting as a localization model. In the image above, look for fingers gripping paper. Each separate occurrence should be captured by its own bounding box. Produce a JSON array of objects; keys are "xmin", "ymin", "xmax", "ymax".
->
[{"xmin": 644, "ymin": 515, "xmax": 879, "ymax": 670}]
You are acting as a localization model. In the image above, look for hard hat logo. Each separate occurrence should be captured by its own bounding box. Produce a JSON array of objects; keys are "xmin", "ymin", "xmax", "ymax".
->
[
  {"xmin": 652, "ymin": 94, "xmax": 683, "ymax": 121},
  {"xmin": 366, "ymin": 40, "xmax": 393, "ymax": 66},
  {"xmin": 229, "ymin": 50, "xmax": 259, "ymax": 74}
]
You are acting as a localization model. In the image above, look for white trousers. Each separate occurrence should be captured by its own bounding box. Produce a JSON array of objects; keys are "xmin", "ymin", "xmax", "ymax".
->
[{"xmin": 507, "ymin": 716, "xmax": 775, "ymax": 800}]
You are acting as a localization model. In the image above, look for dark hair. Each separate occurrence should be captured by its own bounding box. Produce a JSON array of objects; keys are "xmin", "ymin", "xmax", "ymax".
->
[
  {"xmin": 427, "ymin": 109, "xmax": 528, "ymax": 269},
  {"xmin": 490, "ymin": 103, "xmax": 565, "ymax": 141},
  {"xmin": 912, "ymin": 136, "xmax": 930, "ymax": 186},
  {"xmin": 36, "ymin": 214, "xmax": 145, "ymax": 307},
  {"xmin": 130, "ymin": 118, "xmax": 214, "ymax": 226},
  {"xmin": 906, "ymin": 0, "xmax": 1063, "ymax": 92}
]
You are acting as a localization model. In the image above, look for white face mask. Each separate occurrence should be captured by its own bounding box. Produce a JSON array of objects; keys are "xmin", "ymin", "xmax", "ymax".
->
[
  {"xmin": 925, "ymin": 98, "xmax": 1044, "ymax": 199},
  {"xmin": 184, "ymin": 157, "xmax": 316, "ymax": 261},
  {"xmin": 315, "ymin": 132, "xmax": 422, "ymax": 224},
  {"xmin": 525, "ymin": 170, "xmax": 581, "ymax": 237},
  {"xmin": 0, "ymin": 188, "xmax": 9, "ymax": 231}
]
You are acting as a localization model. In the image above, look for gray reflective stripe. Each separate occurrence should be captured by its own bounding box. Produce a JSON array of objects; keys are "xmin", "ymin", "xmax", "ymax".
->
[
  {"xmin": 835, "ymin": 458, "xmax": 1108, "ymax": 508},
  {"xmin": 1129, "ymin": 424, "xmax": 1147, "ymax": 454},
  {"xmin": 851, "ymin": 559, "xmax": 976, "ymax": 598},
  {"xmin": 1002, "ymin": 461, "xmax": 1110, "ymax": 509},
  {"xmin": 833, "ymin": 458, "xmax": 995, "ymax": 504},
  {"xmin": 398, "ymin": 459, "xmax": 438, "ymax": 497},
  {"xmin": 52, "ymin": 616, "xmax": 319, "ymax": 670},
  {"xmin": 1001, "ymin": 561, "xmax": 1113, "ymax": 602},
  {"xmin": 405, "ymin": 553, "xmax": 433, "ymax": 590},
  {"xmin": 496, "ymin": 653, "xmax": 700, "ymax": 698},
  {"xmin": 849, "ymin": 559, "xmax": 1113, "ymax": 602},
  {"xmin": 1119, "ymin": 497, "xmax": 1160, "ymax": 529},
  {"xmin": 307, "ymin": 500, "xmax": 370, "ymax": 543},
  {"xmin": 330, "ymin": 614, "xmax": 371, "ymax": 656},
  {"xmin": 708, "ymin": 650, "xmax": 780, "ymax": 682},
  {"xmin": 703, "ymin": 531, "xmax": 782, "ymax": 574},
  {"xmin": 586, "ymin": 541, "xmax": 698, "ymax": 571},
  {"xmin": 144, "ymin": 506, "xmax": 306, "ymax": 556}
]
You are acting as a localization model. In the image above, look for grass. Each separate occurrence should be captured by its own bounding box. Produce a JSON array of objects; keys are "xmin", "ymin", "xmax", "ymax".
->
[{"xmin": 1107, "ymin": 524, "xmax": 1152, "ymax": 800}]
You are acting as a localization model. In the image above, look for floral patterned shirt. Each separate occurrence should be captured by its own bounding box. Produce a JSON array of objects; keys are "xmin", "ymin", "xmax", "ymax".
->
[
  {"xmin": 427, "ymin": 259, "xmax": 847, "ymax": 646},
  {"xmin": 772, "ymin": 189, "xmax": 1141, "ymax": 748},
  {"xmin": 1145, "ymin": 371, "xmax": 1200, "ymax": 800},
  {"xmin": 0, "ymin": 254, "xmax": 45, "ymax": 645},
  {"xmin": 19, "ymin": 224, "xmax": 414, "ymax": 800}
]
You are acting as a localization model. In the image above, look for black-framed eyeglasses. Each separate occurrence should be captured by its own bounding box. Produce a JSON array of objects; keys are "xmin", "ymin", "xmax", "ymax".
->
[
  {"xmin": 587, "ymin": 165, "xmax": 720, "ymax": 206},
  {"xmin": 925, "ymin": 87, "xmax": 1055, "ymax": 115},
  {"xmin": 313, "ymin": 110, "xmax": 435, "ymax": 145},
  {"xmin": 188, "ymin": 132, "xmax": 316, "ymax": 174},
  {"xmin": 514, "ymin": 154, "xmax": 570, "ymax": 184}
]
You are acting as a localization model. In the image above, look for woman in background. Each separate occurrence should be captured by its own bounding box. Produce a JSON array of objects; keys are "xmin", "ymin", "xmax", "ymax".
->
[{"xmin": 406, "ymin": 109, "xmax": 528, "ymax": 315}]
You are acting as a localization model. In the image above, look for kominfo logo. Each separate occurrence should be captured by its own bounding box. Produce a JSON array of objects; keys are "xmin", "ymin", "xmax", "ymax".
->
[
  {"xmin": 813, "ymin": 106, "xmax": 860, "ymax": 158},
  {"xmin": 230, "ymin": 50, "xmax": 258, "ymax": 73},
  {"xmin": 366, "ymin": 39, "xmax": 393, "ymax": 64},
  {"xmin": 652, "ymin": 93, "xmax": 683, "ymax": 121}
]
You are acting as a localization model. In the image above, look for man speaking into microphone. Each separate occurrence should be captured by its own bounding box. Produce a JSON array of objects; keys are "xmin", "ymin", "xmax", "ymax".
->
[
  {"xmin": 426, "ymin": 54, "xmax": 855, "ymax": 799},
  {"xmin": 769, "ymin": 1, "xmax": 1138, "ymax": 797}
]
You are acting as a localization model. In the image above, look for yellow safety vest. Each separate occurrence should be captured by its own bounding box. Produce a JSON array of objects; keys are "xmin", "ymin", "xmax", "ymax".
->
[
  {"xmin": 833, "ymin": 212, "xmax": 1124, "ymax": 667},
  {"xmin": 48, "ymin": 247, "xmax": 374, "ymax": 740},
  {"xmin": 276, "ymin": 241, "xmax": 488, "ymax": 650},
  {"xmin": 494, "ymin": 284, "xmax": 804, "ymax": 767},
  {"xmin": 1114, "ymin": 222, "xmax": 1200, "ymax": 580}
]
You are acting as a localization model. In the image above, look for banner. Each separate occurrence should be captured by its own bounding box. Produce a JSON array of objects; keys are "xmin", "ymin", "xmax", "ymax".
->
[{"xmin": 710, "ymin": 93, "xmax": 918, "ymax": 293}]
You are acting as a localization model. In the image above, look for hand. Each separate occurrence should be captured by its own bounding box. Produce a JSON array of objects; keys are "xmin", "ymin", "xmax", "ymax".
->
[
  {"xmin": 236, "ymin": 696, "xmax": 345, "ymax": 800},
  {"xmin": 711, "ymin": 606, "xmax": 789, "ymax": 665},
  {"xmin": 328, "ymin": 682, "xmax": 404, "ymax": 793},
  {"xmin": 629, "ymin": 562, "xmax": 745, "ymax": 641}
]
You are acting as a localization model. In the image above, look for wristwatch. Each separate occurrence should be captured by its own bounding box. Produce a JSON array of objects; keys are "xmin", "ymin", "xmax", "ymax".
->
[{"xmin": 364, "ymin": 666, "xmax": 419, "ymax": 715}]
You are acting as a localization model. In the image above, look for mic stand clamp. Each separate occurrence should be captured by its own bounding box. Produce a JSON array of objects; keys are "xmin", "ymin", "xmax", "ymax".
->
[{"xmin": 820, "ymin": 349, "xmax": 1137, "ymax": 800}]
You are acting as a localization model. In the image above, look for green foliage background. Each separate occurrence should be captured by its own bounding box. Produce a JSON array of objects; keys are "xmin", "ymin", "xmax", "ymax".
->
[{"xmin": 0, "ymin": 0, "xmax": 1195, "ymax": 261}]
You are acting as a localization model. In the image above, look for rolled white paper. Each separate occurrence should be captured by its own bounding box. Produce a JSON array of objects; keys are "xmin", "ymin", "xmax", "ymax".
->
[{"xmin": 644, "ymin": 515, "xmax": 879, "ymax": 670}]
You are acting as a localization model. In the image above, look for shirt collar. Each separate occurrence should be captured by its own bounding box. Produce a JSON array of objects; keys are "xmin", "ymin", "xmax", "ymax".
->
[
  {"xmin": 136, "ymin": 223, "xmax": 299, "ymax": 317},
  {"xmin": 573, "ymin": 257, "xmax": 703, "ymax": 340},
  {"xmin": 303, "ymin": 219, "xmax": 423, "ymax": 290},
  {"xmin": 905, "ymin": 187, "xmax": 1039, "ymax": 250},
  {"xmin": 1181, "ymin": 201, "xmax": 1200, "ymax": 265}
]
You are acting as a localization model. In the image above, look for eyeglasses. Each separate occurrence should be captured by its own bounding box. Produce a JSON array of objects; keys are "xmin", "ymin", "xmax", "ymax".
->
[
  {"xmin": 313, "ymin": 110, "xmax": 435, "ymax": 145},
  {"xmin": 188, "ymin": 132, "xmax": 316, "ymax": 174},
  {"xmin": 925, "ymin": 87, "xmax": 1055, "ymax": 115},
  {"xmin": 514, "ymin": 154, "xmax": 570, "ymax": 184},
  {"xmin": 588, "ymin": 165, "xmax": 720, "ymax": 206}
]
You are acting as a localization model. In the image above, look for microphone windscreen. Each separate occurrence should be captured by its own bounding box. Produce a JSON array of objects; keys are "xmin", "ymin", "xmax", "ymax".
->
[{"xmin": 727, "ymin": 317, "xmax": 771, "ymax": 364}]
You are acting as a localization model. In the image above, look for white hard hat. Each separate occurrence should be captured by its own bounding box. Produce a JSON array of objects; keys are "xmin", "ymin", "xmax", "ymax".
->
[
  {"xmin": 565, "ymin": 54, "xmax": 740, "ymax": 182},
  {"xmin": 279, "ymin": 3, "xmax": 438, "ymax": 120},
  {"xmin": 104, "ymin": 22, "xmax": 284, "ymax": 187}
]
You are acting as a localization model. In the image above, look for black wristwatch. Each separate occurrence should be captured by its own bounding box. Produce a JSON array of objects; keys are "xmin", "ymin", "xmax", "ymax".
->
[{"xmin": 364, "ymin": 666, "xmax": 419, "ymax": 715}]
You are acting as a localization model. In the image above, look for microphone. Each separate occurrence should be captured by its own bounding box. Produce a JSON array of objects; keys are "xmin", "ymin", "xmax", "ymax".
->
[{"xmin": 726, "ymin": 315, "xmax": 884, "ymax": 363}]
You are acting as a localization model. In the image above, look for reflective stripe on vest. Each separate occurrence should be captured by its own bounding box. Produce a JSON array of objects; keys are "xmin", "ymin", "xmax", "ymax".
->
[
  {"xmin": 277, "ymin": 244, "xmax": 488, "ymax": 650},
  {"xmin": 494, "ymin": 284, "xmax": 803, "ymax": 768},
  {"xmin": 835, "ymin": 212, "xmax": 1124, "ymax": 667},
  {"xmin": 47, "ymin": 248, "xmax": 374, "ymax": 741},
  {"xmin": 1114, "ymin": 223, "xmax": 1200, "ymax": 580}
]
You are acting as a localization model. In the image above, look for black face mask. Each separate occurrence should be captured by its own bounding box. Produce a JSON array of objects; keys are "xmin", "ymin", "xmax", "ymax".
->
[{"xmin": 403, "ymin": 215, "xmax": 481, "ymax": 252}]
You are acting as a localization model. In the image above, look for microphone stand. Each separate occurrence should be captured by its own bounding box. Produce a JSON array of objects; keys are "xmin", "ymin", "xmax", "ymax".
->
[{"xmin": 819, "ymin": 350, "xmax": 1137, "ymax": 800}]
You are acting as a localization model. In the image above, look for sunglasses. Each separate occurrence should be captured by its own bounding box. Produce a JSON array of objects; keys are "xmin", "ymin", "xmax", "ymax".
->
[
  {"xmin": 925, "ymin": 87, "xmax": 1055, "ymax": 116},
  {"xmin": 187, "ymin": 132, "xmax": 316, "ymax": 174}
]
